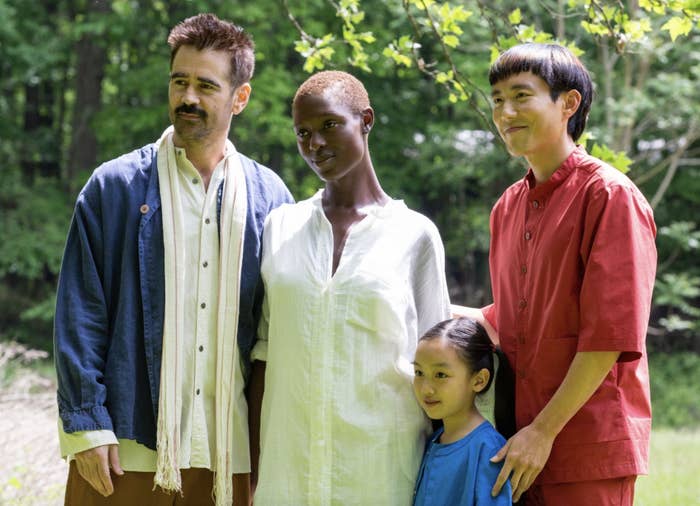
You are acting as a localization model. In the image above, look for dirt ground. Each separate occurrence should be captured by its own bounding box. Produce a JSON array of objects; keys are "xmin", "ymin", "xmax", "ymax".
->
[{"xmin": 0, "ymin": 374, "xmax": 68, "ymax": 506}]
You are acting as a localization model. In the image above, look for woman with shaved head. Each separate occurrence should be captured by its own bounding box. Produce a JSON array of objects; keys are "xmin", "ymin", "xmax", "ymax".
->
[{"xmin": 249, "ymin": 71, "xmax": 451, "ymax": 504}]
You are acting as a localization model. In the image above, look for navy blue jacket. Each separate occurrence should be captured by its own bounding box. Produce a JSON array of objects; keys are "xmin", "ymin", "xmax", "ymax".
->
[{"xmin": 54, "ymin": 144, "xmax": 293, "ymax": 450}]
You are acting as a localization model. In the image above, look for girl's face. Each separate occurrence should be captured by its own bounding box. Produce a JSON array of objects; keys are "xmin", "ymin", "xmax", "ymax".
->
[{"xmin": 412, "ymin": 336, "xmax": 486, "ymax": 426}]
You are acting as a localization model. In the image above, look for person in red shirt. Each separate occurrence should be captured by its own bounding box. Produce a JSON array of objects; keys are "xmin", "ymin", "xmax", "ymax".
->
[{"xmin": 478, "ymin": 43, "xmax": 657, "ymax": 505}]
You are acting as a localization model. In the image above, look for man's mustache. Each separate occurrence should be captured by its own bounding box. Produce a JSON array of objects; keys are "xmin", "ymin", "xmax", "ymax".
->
[{"xmin": 175, "ymin": 104, "xmax": 207, "ymax": 118}]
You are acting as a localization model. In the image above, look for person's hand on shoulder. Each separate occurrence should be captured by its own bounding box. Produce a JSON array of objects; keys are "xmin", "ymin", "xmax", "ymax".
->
[{"xmin": 490, "ymin": 423, "xmax": 555, "ymax": 502}]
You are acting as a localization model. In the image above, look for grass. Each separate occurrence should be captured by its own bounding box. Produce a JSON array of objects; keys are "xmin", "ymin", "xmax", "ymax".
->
[
  {"xmin": 636, "ymin": 429, "xmax": 700, "ymax": 505},
  {"xmin": 1, "ymin": 342, "xmax": 697, "ymax": 504}
]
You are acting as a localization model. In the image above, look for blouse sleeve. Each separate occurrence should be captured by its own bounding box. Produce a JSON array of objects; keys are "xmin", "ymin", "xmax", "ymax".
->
[{"xmin": 411, "ymin": 220, "xmax": 452, "ymax": 337}]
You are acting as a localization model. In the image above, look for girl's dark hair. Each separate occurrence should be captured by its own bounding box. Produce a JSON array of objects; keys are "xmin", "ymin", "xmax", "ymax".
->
[
  {"xmin": 420, "ymin": 317, "xmax": 516, "ymax": 438},
  {"xmin": 488, "ymin": 43, "xmax": 593, "ymax": 142}
]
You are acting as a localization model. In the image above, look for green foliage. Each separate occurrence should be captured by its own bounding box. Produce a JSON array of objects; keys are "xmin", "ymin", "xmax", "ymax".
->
[
  {"xmin": 649, "ymin": 352, "xmax": 700, "ymax": 428},
  {"xmin": 0, "ymin": 177, "xmax": 69, "ymax": 281},
  {"xmin": 650, "ymin": 222, "xmax": 700, "ymax": 342},
  {"xmin": 0, "ymin": 171, "xmax": 71, "ymax": 348},
  {"xmin": 588, "ymin": 142, "xmax": 633, "ymax": 173},
  {"xmin": 1, "ymin": 0, "xmax": 699, "ymax": 349}
]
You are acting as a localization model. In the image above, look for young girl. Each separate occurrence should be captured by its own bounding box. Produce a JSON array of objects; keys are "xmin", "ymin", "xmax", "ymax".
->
[{"xmin": 412, "ymin": 317, "xmax": 513, "ymax": 505}]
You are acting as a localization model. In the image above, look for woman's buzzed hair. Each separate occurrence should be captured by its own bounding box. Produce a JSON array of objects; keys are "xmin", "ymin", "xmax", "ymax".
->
[{"xmin": 293, "ymin": 71, "xmax": 371, "ymax": 114}]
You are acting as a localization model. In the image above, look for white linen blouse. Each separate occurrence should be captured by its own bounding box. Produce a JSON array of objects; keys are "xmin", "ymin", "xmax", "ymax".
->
[{"xmin": 252, "ymin": 190, "xmax": 451, "ymax": 505}]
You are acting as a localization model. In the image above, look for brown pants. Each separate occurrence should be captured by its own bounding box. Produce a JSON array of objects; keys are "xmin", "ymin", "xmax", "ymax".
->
[
  {"xmin": 523, "ymin": 476, "xmax": 636, "ymax": 506},
  {"xmin": 64, "ymin": 461, "xmax": 251, "ymax": 506}
]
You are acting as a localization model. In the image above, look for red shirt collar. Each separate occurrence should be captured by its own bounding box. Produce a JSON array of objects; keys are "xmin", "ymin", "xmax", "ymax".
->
[{"xmin": 524, "ymin": 145, "xmax": 587, "ymax": 198}]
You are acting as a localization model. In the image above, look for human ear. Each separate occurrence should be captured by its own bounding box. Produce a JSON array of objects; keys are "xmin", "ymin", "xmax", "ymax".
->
[
  {"xmin": 471, "ymin": 368, "xmax": 491, "ymax": 393},
  {"xmin": 361, "ymin": 107, "xmax": 374, "ymax": 134},
  {"xmin": 562, "ymin": 89, "xmax": 582, "ymax": 120},
  {"xmin": 232, "ymin": 83, "xmax": 252, "ymax": 115}
]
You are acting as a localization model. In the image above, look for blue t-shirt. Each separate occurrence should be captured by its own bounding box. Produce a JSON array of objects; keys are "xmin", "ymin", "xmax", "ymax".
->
[{"xmin": 413, "ymin": 421, "xmax": 512, "ymax": 506}]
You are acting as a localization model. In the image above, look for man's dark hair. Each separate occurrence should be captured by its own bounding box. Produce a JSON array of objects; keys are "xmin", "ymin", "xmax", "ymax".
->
[
  {"xmin": 167, "ymin": 13, "xmax": 255, "ymax": 88},
  {"xmin": 489, "ymin": 43, "xmax": 593, "ymax": 142}
]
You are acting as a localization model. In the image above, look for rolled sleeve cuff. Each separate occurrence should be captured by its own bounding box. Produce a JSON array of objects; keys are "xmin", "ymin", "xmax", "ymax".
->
[
  {"xmin": 58, "ymin": 421, "xmax": 118, "ymax": 459},
  {"xmin": 250, "ymin": 340, "xmax": 268, "ymax": 362},
  {"xmin": 481, "ymin": 303, "xmax": 496, "ymax": 330},
  {"xmin": 58, "ymin": 404, "xmax": 113, "ymax": 433}
]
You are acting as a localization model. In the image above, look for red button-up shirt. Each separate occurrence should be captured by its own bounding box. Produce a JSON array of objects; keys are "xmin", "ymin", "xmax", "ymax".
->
[{"xmin": 483, "ymin": 146, "xmax": 657, "ymax": 484}]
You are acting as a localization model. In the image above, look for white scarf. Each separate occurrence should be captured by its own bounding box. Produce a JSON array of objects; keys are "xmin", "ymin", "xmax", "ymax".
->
[{"xmin": 154, "ymin": 126, "xmax": 247, "ymax": 506}]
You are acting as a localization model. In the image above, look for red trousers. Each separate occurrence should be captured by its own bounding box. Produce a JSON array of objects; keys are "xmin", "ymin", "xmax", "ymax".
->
[
  {"xmin": 64, "ymin": 461, "xmax": 251, "ymax": 506},
  {"xmin": 522, "ymin": 476, "xmax": 636, "ymax": 506}
]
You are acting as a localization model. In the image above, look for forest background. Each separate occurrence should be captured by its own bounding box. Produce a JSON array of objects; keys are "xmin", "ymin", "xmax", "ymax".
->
[{"xmin": 1, "ymin": 0, "xmax": 699, "ymax": 432}]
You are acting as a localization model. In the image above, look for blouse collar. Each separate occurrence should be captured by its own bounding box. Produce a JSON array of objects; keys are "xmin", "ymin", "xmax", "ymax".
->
[{"xmin": 309, "ymin": 189, "xmax": 404, "ymax": 218}]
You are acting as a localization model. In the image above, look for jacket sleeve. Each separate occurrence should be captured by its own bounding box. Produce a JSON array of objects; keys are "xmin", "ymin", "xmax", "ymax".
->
[{"xmin": 54, "ymin": 183, "xmax": 114, "ymax": 433}]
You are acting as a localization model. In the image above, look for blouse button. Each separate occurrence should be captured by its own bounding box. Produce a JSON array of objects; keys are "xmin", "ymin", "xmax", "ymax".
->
[
  {"xmin": 140, "ymin": 204, "xmax": 149, "ymax": 214},
  {"xmin": 518, "ymin": 299, "xmax": 527, "ymax": 309},
  {"xmin": 524, "ymin": 231, "xmax": 532, "ymax": 241},
  {"xmin": 532, "ymin": 200, "xmax": 539, "ymax": 209},
  {"xmin": 520, "ymin": 265, "xmax": 527, "ymax": 274}
]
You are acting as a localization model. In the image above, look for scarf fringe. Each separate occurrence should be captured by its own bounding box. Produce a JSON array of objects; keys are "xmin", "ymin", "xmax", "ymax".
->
[{"xmin": 153, "ymin": 415, "xmax": 182, "ymax": 493}]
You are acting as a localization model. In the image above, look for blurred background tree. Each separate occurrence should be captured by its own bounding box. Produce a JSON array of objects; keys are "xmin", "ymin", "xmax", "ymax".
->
[{"xmin": 1, "ymin": 0, "xmax": 698, "ymax": 425}]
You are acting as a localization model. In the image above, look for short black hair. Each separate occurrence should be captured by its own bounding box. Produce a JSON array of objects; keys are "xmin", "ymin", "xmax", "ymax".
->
[{"xmin": 489, "ymin": 43, "xmax": 593, "ymax": 141}]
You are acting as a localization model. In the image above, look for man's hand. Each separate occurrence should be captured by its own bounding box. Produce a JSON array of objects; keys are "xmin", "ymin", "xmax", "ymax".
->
[
  {"xmin": 75, "ymin": 444, "xmax": 123, "ymax": 496},
  {"xmin": 490, "ymin": 424, "xmax": 555, "ymax": 502}
]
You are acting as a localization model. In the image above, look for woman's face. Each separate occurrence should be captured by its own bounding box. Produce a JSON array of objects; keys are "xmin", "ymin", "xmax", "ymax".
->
[{"xmin": 292, "ymin": 92, "xmax": 372, "ymax": 183}]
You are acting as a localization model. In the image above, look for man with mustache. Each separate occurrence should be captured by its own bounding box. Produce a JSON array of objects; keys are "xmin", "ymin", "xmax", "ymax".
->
[{"xmin": 53, "ymin": 13, "xmax": 292, "ymax": 506}]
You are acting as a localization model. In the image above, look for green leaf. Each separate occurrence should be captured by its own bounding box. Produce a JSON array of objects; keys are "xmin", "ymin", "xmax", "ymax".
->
[
  {"xmin": 509, "ymin": 8, "xmax": 522, "ymax": 25},
  {"xmin": 443, "ymin": 34, "xmax": 459, "ymax": 48},
  {"xmin": 623, "ymin": 19, "xmax": 652, "ymax": 41},
  {"xmin": 590, "ymin": 143, "xmax": 633, "ymax": 174},
  {"xmin": 662, "ymin": 17, "xmax": 693, "ymax": 41},
  {"xmin": 490, "ymin": 45, "xmax": 501, "ymax": 64},
  {"xmin": 581, "ymin": 20, "xmax": 610, "ymax": 36},
  {"xmin": 639, "ymin": 0, "xmax": 666, "ymax": 15},
  {"xmin": 435, "ymin": 71, "xmax": 449, "ymax": 84}
]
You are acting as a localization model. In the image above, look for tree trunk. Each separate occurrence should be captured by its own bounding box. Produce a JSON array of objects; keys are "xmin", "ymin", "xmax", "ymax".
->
[
  {"xmin": 66, "ymin": 0, "xmax": 110, "ymax": 187},
  {"xmin": 21, "ymin": 80, "xmax": 61, "ymax": 182}
]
